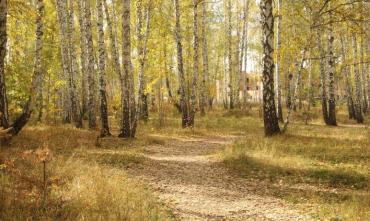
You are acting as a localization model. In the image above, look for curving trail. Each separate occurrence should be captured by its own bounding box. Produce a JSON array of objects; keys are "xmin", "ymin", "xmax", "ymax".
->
[{"xmin": 126, "ymin": 135, "xmax": 312, "ymax": 221}]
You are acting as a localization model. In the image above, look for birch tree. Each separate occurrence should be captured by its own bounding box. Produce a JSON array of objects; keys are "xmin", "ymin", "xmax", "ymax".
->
[
  {"xmin": 189, "ymin": 0, "xmax": 199, "ymax": 127},
  {"xmin": 360, "ymin": 36, "xmax": 368, "ymax": 113},
  {"xmin": 174, "ymin": 0, "xmax": 190, "ymax": 128},
  {"xmin": 66, "ymin": 0, "xmax": 82, "ymax": 128},
  {"xmin": 242, "ymin": 0, "xmax": 250, "ymax": 109},
  {"xmin": 103, "ymin": 0, "xmax": 122, "ymax": 114},
  {"xmin": 283, "ymin": 49, "xmax": 306, "ymax": 132},
  {"xmin": 260, "ymin": 0, "xmax": 280, "ymax": 136},
  {"xmin": 235, "ymin": 2, "xmax": 241, "ymax": 107},
  {"xmin": 84, "ymin": 0, "xmax": 97, "ymax": 129},
  {"xmin": 227, "ymin": 0, "xmax": 234, "ymax": 109},
  {"xmin": 77, "ymin": 0, "xmax": 88, "ymax": 118},
  {"xmin": 136, "ymin": 0, "xmax": 152, "ymax": 122},
  {"xmin": 340, "ymin": 35, "xmax": 355, "ymax": 119},
  {"xmin": 0, "ymin": 0, "xmax": 8, "ymax": 128},
  {"xmin": 352, "ymin": 34, "xmax": 364, "ymax": 123},
  {"xmin": 326, "ymin": 14, "xmax": 337, "ymax": 126},
  {"xmin": 56, "ymin": 0, "xmax": 71, "ymax": 123},
  {"xmin": 97, "ymin": 0, "xmax": 110, "ymax": 136},
  {"xmin": 200, "ymin": 0, "xmax": 208, "ymax": 116},
  {"xmin": 120, "ymin": 0, "xmax": 137, "ymax": 138},
  {"xmin": 367, "ymin": 36, "xmax": 370, "ymax": 111},
  {"xmin": 316, "ymin": 28, "xmax": 329, "ymax": 124},
  {"xmin": 275, "ymin": 0, "xmax": 283, "ymax": 122}
]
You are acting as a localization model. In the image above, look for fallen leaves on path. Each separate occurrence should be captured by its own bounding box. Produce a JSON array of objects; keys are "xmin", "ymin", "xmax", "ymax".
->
[{"xmin": 126, "ymin": 135, "xmax": 312, "ymax": 221}]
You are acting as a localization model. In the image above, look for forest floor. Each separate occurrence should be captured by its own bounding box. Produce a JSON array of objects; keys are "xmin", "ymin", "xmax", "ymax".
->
[
  {"xmin": 1, "ymin": 107, "xmax": 369, "ymax": 220},
  {"xmin": 124, "ymin": 134, "xmax": 312, "ymax": 220}
]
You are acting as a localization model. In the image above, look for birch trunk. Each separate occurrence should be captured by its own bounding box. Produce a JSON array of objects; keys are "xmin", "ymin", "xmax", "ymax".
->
[
  {"xmin": 275, "ymin": 0, "xmax": 283, "ymax": 122},
  {"xmin": 200, "ymin": 0, "xmax": 208, "ymax": 116},
  {"xmin": 340, "ymin": 35, "xmax": 355, "ymax": 119},
  {"xmin": 136, "ymin": 1, "xmax": 151, "ymax": 122},
  {"xmin": 36, "ymin": 69, "xmax": 43, "ymax": 122},
  {"xmin": 326, "ymin": 19, "xmax": 337, "ymax": 126},
  {"xmin": 242, "ymin": 0, "xmax": 249, "ymax": 109},
  {"xmin": 66, "ymin": 0, "xmax": 82, "ymax": 128},
  {"xmin": 367, "ymin": 36, "xmax": 370, "ymax": 111},
  {"xmin": 307, "ymin": 52, "xmax": 314, "ymax": 111},
  {"xmin": 307, "ymin": 62, "xmax": 312, "ymax": 111},
  {"xmin": 97, "ymin": 0, "xmax": 110, "ymax": 137},
  {"xmin": 235, "ymin": 1, "xmax": 241, "ymax": 107},
  {"xmin": 316, "ymin": 29, "xmax": 329, "ymax": 124},
  {"xmin": 120, "ymin": 0, "xmax": 137, "ymax": 138},
  {"xmin": 283, "ymin": 49, "xmax": 306, "ymax": 132},
  {"xmin": 158, "ymin": 73, "xmax": 164, "ymax": 127},
  {"xmin": 286, "ymin": 73, "xmax": 292, "ymax": 109},
  {"xmin": 352, "ymin": 34, "xmax": 364, "ymax": 123},
  {"xmin": 56, "ymin": 0, "xmax": 71, "ymax": 123},
  {"xmin": 163, "ymin": 42, "xmax": 181, "ymax": 112},
  {"xmin": 260, "ymin": 0, "xmax": 280, "ymax": 136},
  {"xmin": 103, "ymin": 0, "xmax": 123, "ymax": 122},
  {"xmin": 77, "ymin": 0, "xmax": 88, "ymax": 119},
  {"xmin": 227, "ymin": 0, "xmax": 234, "ymax": 109},
  {"xmin": 360, "ymin": 36, "xmax": 368, "ymax": 113},
  {"xmin": 0, "ymin": 0, "xmax": 8, "ymax": 128},
  {"xmin": 189, "ymin": 0, "xmax": 199, "ymax": 127},
  {"xmin": 84, "ymin": 0, "xmax": 97, "ymax": 129},
  {"xmin": 174, "ymin": 0, "xmax": 190, "ymax": 128},
  {"xmin": 223, "ymin": 10, "xmax": 228, "ymax": 109},
  {"xmin": 223, "ymin": 53, "xmax": 228, "ymax": 108}
]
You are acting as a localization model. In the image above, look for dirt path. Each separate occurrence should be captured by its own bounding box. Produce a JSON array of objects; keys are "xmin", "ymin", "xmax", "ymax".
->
[{"xmin": 126, "ymin": 135, "xmax": 312, "ymax": 221}]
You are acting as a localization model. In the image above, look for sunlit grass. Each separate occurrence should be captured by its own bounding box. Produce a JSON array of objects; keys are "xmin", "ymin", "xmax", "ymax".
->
[
  {"xmin": 1, "ymin": 105, "xmax": 369, "ymax": 220},
  {"xmin": 0, "ymin": 125, "xmax": 173, "ymax": 221},
  {"xmin": 221, "ymin": 107, "xmax": 370, "ymax": 220}
]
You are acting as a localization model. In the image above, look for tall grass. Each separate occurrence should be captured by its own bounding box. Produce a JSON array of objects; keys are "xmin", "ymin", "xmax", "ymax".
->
[{"xmin": 0, "ymin": 125, "xmax": 172, "ymax": 221}]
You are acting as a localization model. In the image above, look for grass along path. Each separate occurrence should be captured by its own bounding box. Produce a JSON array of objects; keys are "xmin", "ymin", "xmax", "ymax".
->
[
  {"xmin": 222, "ymin": 118, "xmax": 370, "ymax": 220},
  {"xmin": 2, "ymin": 108, "xmax": 367, "ymax": 220},
  {"xmin": 124, "ymin": 134, "xmax": 312, "ymax": 221}
]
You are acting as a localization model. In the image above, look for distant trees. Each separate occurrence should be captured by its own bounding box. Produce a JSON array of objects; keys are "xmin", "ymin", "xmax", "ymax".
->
[{"xmin": 0, "ymin": 0, "xmax": 369, "ymax": 140}]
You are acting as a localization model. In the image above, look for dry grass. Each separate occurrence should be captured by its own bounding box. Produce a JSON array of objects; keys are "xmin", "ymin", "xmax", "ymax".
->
[
  {"xmin": 0, "ymin": 125, "xmax": 172, "ymax": 221},
  {"xmin": 1, "ymin": 106, "xmax": 369, "ymax": 220},
  {"xmin": 221, "ymin": 107, "xmax": 370, "ymax": 221}
]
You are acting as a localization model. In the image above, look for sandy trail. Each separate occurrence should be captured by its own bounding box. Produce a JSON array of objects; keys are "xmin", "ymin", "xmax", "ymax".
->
[{"xmin": 126, "ymin": 135, "xmax": 311, "ymax": 221}]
